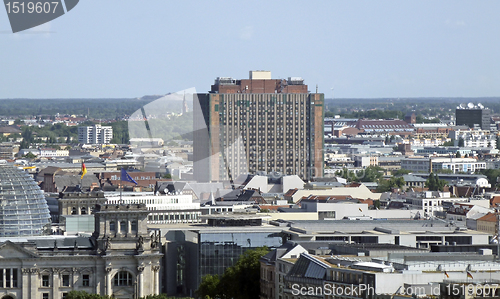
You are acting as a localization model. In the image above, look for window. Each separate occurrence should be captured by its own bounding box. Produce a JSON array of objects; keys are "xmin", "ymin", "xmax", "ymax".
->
[
  {"xmin": 62, "ymin": 293, "xmax": 68, "ymax": 299},
  {"xmin": 62, "ymin": 274, "xmax": 70, "ymax": 287},
  {"xmin": 71, "ymin": 207, "xmax": 77, "ymax": 215},
  {"xmin": 43, "ymin": 293, "xmax": 49, "ymax": 299},
  {"xmin": 131, "ymin": 221, "xmax": 137, "ymax": 232},
  {"xmin": 113, "ymin": 271, "xmax": 133, "ymax": 286},
  {"xmin": 82, "ymin": 274, "xmax": 90, "ymax": 286},
  {"xmin": 120, "ymin": 221, "xmax": 127, "ymax": 233},
  {"xmin": 42, "ymin": 275, "xmax": 50, "ymax": 287},
  {"xmin": 109, "ymin": 221, "xmax": 115, "ymax": 232},
  {"xmin": 81, "ymin": 207, "xmax": 87, "ymax": 215}
]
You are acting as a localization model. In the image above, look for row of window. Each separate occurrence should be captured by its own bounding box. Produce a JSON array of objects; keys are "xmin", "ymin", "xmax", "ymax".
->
[
  {"xmin": 109, "ymin": 220, "xmax": 137, "ymax": 233},
  {"xmin": 41, "ymin": 273, "xmax": 90, "ymax": 287}
]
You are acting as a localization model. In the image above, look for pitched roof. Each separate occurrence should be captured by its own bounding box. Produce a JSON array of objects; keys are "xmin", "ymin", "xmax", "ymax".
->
[{"xmin": 478, "ymin": 212, "xmax": 497, "ymax": 223}]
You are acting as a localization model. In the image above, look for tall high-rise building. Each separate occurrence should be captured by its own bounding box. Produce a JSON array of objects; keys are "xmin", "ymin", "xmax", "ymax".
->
[
  {"xmin": 194, "ymin": 71, "xmax": 324, "ymax": 182},
  {"xmin": 78, "ymin": 124, "xmax": 113, "ymax": 144},
  {"xmin": 456, "ymin": 103, "xmax": 491, "ymax": 130}
]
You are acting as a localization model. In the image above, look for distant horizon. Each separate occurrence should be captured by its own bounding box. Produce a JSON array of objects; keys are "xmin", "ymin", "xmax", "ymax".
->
[
  {"xmin": 1, "ymin": 96, "xmax": 500, "ymax": 101},
  {"xmin": 2, "ymin": 1, "xmax": 500, "ymax": 98}
]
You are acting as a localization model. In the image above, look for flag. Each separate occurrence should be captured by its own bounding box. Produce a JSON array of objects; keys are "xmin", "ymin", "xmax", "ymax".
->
[
  {"xmin": 444, "ymin": 271, "xmax": 449, "ymax": 278},
  {"xmin": 121, "ymin": 168, "xmax": 138, "ymax": 185},
  {"xmin": 467, "ymin": 271, "xmax": 473, "ymax": 279},
  {"xmin": 80, "ymin": 162, "xmax": 87, "ymax": 180}
]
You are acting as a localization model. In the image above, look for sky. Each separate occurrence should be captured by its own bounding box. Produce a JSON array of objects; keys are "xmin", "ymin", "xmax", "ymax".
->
[{"xmin": 1, "ymin": 0, "xmax": 500, "ymax": 99}]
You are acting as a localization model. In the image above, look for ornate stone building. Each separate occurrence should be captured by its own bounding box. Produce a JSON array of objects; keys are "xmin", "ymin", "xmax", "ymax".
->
[{"xmin": 0, "ymin": 204, "xmax": 162, "ymax": 299}]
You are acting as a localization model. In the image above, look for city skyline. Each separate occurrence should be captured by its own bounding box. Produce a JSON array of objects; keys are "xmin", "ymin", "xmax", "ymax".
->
[{"xmin": 1, "ymin": 1, "xmax": 500, "ymax": 99}]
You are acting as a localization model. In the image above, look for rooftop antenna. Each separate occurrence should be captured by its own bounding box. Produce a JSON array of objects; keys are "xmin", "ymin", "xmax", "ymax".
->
[{"xmin": 316, "ymin": 84, "xmax": 318, "ymax": 94}]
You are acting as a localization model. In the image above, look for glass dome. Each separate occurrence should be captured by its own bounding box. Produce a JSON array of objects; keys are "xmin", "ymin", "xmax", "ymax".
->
[{"xmin": 0, "ymin": 163, "xmax": 51, "ymax": 237}]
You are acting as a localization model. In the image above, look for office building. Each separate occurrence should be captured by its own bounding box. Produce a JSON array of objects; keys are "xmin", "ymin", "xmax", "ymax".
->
[
  {"xmin": 194, "ymin": 71, "xmax": 324, "ymax": 182},
  {"xmin": 455, "ymin": 103, "xmax": 491, "ymax": 130},
  {"xmin": 78, "ymin": 124, "xmax": 113, "ymax": 144}
]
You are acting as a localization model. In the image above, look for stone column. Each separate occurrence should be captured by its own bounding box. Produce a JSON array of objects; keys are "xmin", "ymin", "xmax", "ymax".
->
[
  {"xmin": 52, "ymin": 268, "xmax": 60, "ymax": 299},
  {"xmin": 152, "ymin": 266, "xmax": 160, "ymax": 295},
  {"xmin": 22, "ymin": 268, "xmax": 30, "ymax": 299},
  {"xmin": 137, "ymin": 266, "xmax": 144, "ymax": 298},
  {"xmin": 105, "ymin": 267, "xmax": 113, "ymax": 296},
  {"xmin": 30, "ymin": 269, "xmax": 38, "ymax": 299}
]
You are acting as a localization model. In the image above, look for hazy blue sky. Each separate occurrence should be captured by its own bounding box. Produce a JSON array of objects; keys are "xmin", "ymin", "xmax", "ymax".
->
[{"xmin": 1, "ymin": 1, "xmax": 499, "ymax": 98}]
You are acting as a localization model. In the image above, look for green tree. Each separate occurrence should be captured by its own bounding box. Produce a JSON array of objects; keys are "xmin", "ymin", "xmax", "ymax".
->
[
  {"xmin": 393, "ymin": 169, "xmax": 410, "ymax": 176},
  {"xmin": 376, "ymin": 176, "xmax": 405, "ymax": 192},
  {"xmin": 456, "ymin": 151, "xmax": 461, "ymax": 158},
  {"xmin": 22, "ymin": 152, "xmax": 37, "ymax": 159},
  {"xmin": 373, "ymin": 200, "xmax": 381, "ymax": 209},
  {"xmin": 458, "ymin": 138, "xmax": 465, "ymax": 147},
  {"xmin": 359, "ymin": 166, "xmax": 384, "ymax": 182},
  {"xmin": 66, "ymin": 291, "xmax": 111, "ymax": 299},
  {"xmin": 197, "ymin": 247, "xmax": 269, "ymax": 299},
  {"xmin": 195, "ymin": 274, "xmax": 221, "ymax": 299},
  {"xmin": 425, "ymin": 173, "xmax": 446, "ymax": 191}
]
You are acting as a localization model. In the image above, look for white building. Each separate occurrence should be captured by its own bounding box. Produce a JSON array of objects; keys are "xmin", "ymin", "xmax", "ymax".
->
[
  {"xmin": 450, "ymin": 129, "xmax": 497, "ymax": 149},
  {"xmin": 106, "ymin": 193, "xmax": 201, "ymax": 224},
  {"xmin": 18, "ymin": 148, "xmax": 69, "ymax": 157},
  {"xmin": 401, "ymin": 157, "xmax": 487, "ymax": 174},
  {"xmin": 78, "ymin": 124, "xmax": 113, "ymax": 144}
]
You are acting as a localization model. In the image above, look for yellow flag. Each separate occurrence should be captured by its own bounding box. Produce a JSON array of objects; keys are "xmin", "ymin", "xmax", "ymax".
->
[{"xmin": 81, "ymin": 162, "xmax": 87, "ymax": 179}]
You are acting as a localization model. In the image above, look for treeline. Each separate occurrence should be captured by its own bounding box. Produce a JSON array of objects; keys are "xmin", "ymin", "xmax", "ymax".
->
[{"xmin": 0, "ymin": 98, "xmax": 156, "ymax": 119}]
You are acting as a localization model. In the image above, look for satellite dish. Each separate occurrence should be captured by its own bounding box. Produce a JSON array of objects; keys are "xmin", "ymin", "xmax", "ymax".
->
[
  {"xmin": 467, "ymin": 102, "xmax": 474, "ymax": 109},
  {"xmin": 478, "ymin": 103, "xmax": 484, "ymax": 109},
  {"xmin": 459, "ymin": 103, "xmax": 465, "ymax": 109}
]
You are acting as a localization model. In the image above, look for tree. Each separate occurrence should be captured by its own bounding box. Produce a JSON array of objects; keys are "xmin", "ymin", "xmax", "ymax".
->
[
  {"xmin": 393, "ymin": 169, "xmax": 410, "ymax": 176},
  {"xmin": 458, "ymin": 137, "xmax": 465, "ymax": 147},
  {"xmin": 456, "ymin": 151, "xmax": 461, "ymax": 158},
  {"xmin": 66, "ymin": 291, "xmax": 111, "ymax": 299},
  {"xmin": 196, "ymin": 274, "xmax": 221, "ymax": 299},
  {"xmin": 22, "ymin": 152, "xmax": 37, "ymax": 159},
  {"xmin": 376, "ymin": 176, "xmax": 405, "ymax": 192},
  {"xmin": 196, "ymin": 247, "xmax": 269, "ymax": 299},
  {"xmin": 425, "ymin": 173, "xmax": 446, "ymax": 191},
  {"xmin": 359, "ymin": 166, "xmax": 384, "ymax": 182}
]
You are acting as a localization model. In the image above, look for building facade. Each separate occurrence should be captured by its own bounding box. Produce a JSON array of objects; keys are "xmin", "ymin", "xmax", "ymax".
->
[
  {"xmin": 455, "ymin": 104, "xmax": 491, "ymax": 130},
  {"xmin": 194, "ymin": 71, "xmax": 324, "ymax": 182},
  {"xmin": 0, "ymin": 204, "xmax": 162, "ymax": 299},
  {"xmin": 78, "ymin": 124, "xmax": 113, "ymax": 144}
]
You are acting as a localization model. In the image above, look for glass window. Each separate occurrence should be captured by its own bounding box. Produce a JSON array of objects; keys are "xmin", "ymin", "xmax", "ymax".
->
[
  {"xmin": 109, "ymin": 221, "xmax": 115, "ymax": 232},
  {"xmin": 113, "ymin": 271, "xmax": 133, "ymax": 286},
  {"xmin": 131, "ymin": 221, "xmax": 137, "ymax": 232},
  {"xmin": 71, "ymin": 207, "xmax": 77, "ymax": 215},
  {"xmin": 43, "ymin": 293, "xmax": 49, "ymax": 299},
  {"xmin": 82, "ymin": 274, "xmax": 90, "ymax": 286},
  {"xmin": 120, "ymin": 221, "xmax": 127, "ymax": 233},
  {"xmin": 42, "ymin": 275, "xmax": 50, "ymax": 287},
  {"xmin": 62, "ymin": 274, "xmax": 70, "ymax": 287},
  {"xmin": 81, "ymin": 207, "xmax": 87, "ymax": 215}
]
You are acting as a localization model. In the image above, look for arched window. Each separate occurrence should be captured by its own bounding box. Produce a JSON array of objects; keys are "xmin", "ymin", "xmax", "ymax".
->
[
  {"xmin": 113, "ymin": 271, "xmax": 133, "ymax": 286},
  {"xmin": 131, "ymin": 221, "xmax": 137, "ymax": 232},
  {"xmin": 71, "ymin": 207, "xmax": 77, "ymax": 215},
  {"xmin": 81, "ymin": 207, "xmax": 87, "ymax": 215},
  {"xmin": 120, "ymin": 221, "xmax": 127, "ymax": 233},
  {"xmin": 109, "ymin": 221, "xmax": 116, "ymax": 232}
]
